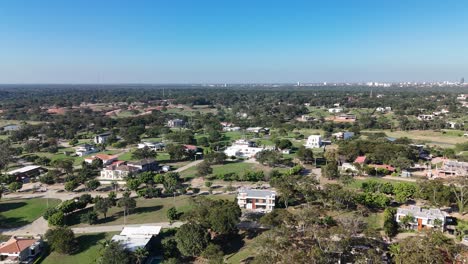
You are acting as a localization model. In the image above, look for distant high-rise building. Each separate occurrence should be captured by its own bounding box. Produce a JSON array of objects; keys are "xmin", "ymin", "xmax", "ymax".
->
[{"xmin": 461, "ymin": 77, "xmax": 465, "ymax": 84}]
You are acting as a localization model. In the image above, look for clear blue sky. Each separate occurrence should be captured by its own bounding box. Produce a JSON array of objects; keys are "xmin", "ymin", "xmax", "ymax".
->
[{"xmin": 1, "ymin": 0, "xmax": 467, "ymax": 83}]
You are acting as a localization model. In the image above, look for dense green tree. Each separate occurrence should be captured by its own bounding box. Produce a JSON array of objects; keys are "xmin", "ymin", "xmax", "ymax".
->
[
  {"xmin": 48, "ymin": 211, "xmax": 65, "ymax": 227},
  {"xmin": 94, "ymin": 198, "xmax": 113, "ymax": 219},
  {"xmin": 98, "ymin": 241, "xmax": 132, "ymax": 264},
  {"xmin": 175, "ymin": 223, "xmax": 210, "ymax": 256},
  {"xmin": 45, "ymin": 227, "xmax": 78, "ymax": 254},
  {"xmin": 132, "ymin": 146, "xmax": 157, "ymax": 160},
  {"xmin": 197, "ymin": 161, "xmax": 213, "ymax": 177}
]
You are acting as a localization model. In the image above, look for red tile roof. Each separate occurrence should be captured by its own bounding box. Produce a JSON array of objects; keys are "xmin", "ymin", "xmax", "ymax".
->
[
  {"xmin": 184, "ymin": 145, "xmax": 198, "ymax": 151},
  {"xmin": 0, "ymin": 237, "xmax": 38, "ymax": 254},
  {"xmin": 354, "ymin": 156, "xmax": 367, "ymax": 164},
  {"xmin": 369, "ymin": 164, "xmax": 396, "ymax": 172},
  {"xmin": 94, "ymin": 154, "xmax": 118, "ymax": 160}
]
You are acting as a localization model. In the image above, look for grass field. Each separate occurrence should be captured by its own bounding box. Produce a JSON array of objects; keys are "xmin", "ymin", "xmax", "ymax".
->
[
  {"xmin": 179, "ymin": 161, "xmax": 258, "ymax": 179},
  {"xmin": 70, "ymin": 194, "xmax": 235, "ymax": 227},
  {"xmin": 41, "ymin": 232, "xmax": 117, "ymax": 264},
  {"xmin": 363, "ymin": 129, "xmax": 467, "ymax": 148},
  {"xmin": 0, "ymin": 198, "xmax": 61, "ymax": 228},
  {"xmin": 346, "ymin": 177, "xmax": 417, "ymax": 190}
]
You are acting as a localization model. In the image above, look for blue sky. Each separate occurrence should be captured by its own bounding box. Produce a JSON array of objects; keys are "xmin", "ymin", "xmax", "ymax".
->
[{"xmin": 0, "ymin": 0, "xmax": 467, "ymax": 83}]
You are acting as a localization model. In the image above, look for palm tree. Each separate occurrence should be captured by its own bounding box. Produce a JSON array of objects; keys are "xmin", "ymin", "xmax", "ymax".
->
[{"xmin": 133, "ymin": 247, "xmax": 148, "ymax": 264}]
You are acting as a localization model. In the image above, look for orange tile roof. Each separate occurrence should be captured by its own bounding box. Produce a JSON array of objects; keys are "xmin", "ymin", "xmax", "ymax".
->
[
  {"xmin": 354, "ymin": 156, "xmax": 367, "ymax": 164},
  {"xmin": 0, "ymin": 237, "xmax": 38, "ymax": 254},
  {"xmin": 94, "ymin": 154, "xmax": 118, "ymax": 160},
  {"xmin": 369, "ymin": 164, "xmax": 396, "ymax": 172}
]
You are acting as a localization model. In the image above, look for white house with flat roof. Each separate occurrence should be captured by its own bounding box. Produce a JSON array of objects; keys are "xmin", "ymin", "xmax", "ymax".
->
[
  {"xmin": 305, "ymin": 135, "xmax": 322, "ymax": 148},
  {"xmin": 396, "ymin": 206, "xmax": 448, "ymax": 231},
  {"xmin": 112, "ymin": 226, "xmax": 161, "ymax": 252},
  {"xmin": 237, "ymin": 188, "xmax": 276, "ymax": 212},
  {"xmin": 224, "ymin": 139, "xmax": 272, "ymax": 159}
]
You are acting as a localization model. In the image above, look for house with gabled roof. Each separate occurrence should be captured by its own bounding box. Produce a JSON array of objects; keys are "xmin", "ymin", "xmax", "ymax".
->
[{"xmin": 0, "ymin": 236, "xmax": 43, "ymax": 264}]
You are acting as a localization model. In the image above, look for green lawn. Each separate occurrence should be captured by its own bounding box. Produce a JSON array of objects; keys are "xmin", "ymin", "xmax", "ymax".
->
[
  {"xmin": 41, "ymin": 232, "xmax": 117, "ymax": 264},
  {"xmin": 346, "ymin": 177, "xmax": 416, "ymax": 190},
  {"xmin": 118, "ymin": 151, "xmax": 170, "ymax": 162},
  {"xmin": 179, "ymin": 161, "xmax": 257, "ymax": 179},
  {"xmin": 69, "ymin": 194, "xmax": 235, "ymax": 227},
  {"xmin": 363, "ymin": 129, "xmax": 467, "ymax": 148},
  {"xmin": 0, "ymin": 198, "xmax": 61, "ymax": 228}
]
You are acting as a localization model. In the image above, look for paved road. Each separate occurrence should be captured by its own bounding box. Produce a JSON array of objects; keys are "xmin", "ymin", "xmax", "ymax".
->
[
  {"xmin": 0, "ymin": 217, "xmax": 49, "ymax": 236},
  {"xmin": 174, "ymin": 159, "xmax": 203, "ymax": 173},
  {"xmin": 72, "ymin": 221, "xmax": 184, "ymax": 234},
  {"xmin": 0, "ymin": 218, "xmax": 184, "ymax": 236}
]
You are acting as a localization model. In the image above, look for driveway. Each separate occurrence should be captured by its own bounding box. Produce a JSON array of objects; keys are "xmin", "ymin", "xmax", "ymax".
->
[{"xmin": 174, "ymin": 159, "xmax": 203, "ymax": 173}]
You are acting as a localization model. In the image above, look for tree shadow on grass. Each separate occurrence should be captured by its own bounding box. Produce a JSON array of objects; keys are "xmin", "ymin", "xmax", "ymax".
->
[
  {"xmin": 71, "ymin": 233, "xmax": 106, "ymax": 255},
  {"xmin": 113, "ymin": 205, "xmax": 164, "ymax": 218},
  {"xmin": 0, "ymin": 202, "xmax": 27, "ymax": 213},
  {"xmin": 0, "ymin": 216, "xmax": 31, "ymax": 229},
  {"xmin": 213, "ymin": 233, "xmax": 245, "ymax": 255}
]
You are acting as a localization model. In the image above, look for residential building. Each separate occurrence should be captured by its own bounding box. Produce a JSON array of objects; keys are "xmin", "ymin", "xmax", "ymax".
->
[
  {"xmin": 246, "ymin": 127, "xmax": 269, "ymax": 134},
  {"xmin": 84, "ymin": 154, "xmax": 118, "ymax": 166},
  {"xmin": 417, "ymin": 114, "xmax": 435, "ymax": 121},
  {"xmin": 138, "ymin": 142, "xmax": 165, "ymax": 151},
  {"xmin": 332, "ymin": 131, "xmax": 355, "ymax": 140},
  {"xmin": 305, "ymin": 135, "xmax": 322, "ymax": 148},
  {"xmin": 224, "ymin": 139, "xmax": 271, "ymax": 159},
  {"xmin": 328, "ymin": 107, "xmax": 343, "ymax": 113},
  {"xmin": 237, "ymin": 188, "xmax": 276, "ymax": 212},
  {"xmin": 341, "ymin": 163, "xmax": 358, "ymax": 173},
  {"xmin": 93, "ymin": 132, "xmax": 112, "ymax": 144},
  {"xmin": 368, "ymin": 164, "xmax": 396, "ymax": 173},
  {"xmin": 127, "ymin": 159, "xmax": 158, "ymax": 172},
  {"xmin": 111, "ymin": 226, "xmax": 161, "ymax": 252},
  {"xmin": 167, "ymin": 119, "xmax": 185, "ymax": 128},
  {"xmin": 223, "ymin": 126, "xmax": 241, "ymax": 132},
  {"xmin": 354, "ymin": 156, "xmax": 367, "ymax": 165},
  {"xmin": 0, "ymin": 236, "xmax": 43, "ymax": 264},
  {"xmin": 447, "ymin": 121, "xmax": 458, "ymax": 129},
  {"xmin": 98, "ymin": 163, "xmax": 138, "ymax": 182},
  {"xmin": 396, "ymin": 206, "xmax": 449, "ymax": 231},
  {"xmin": 7, "ymin": 166, "xmax": 47, "ymax": 183},
  {"xmin": 75, "ymin": 144, "xmax": 98, "ymax": 157},
  {"xmin": 437, "ymin": 160, "xmax": 468, "ymax": 177}
]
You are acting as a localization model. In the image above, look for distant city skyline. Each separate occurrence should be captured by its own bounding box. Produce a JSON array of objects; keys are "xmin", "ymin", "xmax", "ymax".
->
[{"xmin": 1, "ymin": 0, "xmax": 468, "ymax": 83}]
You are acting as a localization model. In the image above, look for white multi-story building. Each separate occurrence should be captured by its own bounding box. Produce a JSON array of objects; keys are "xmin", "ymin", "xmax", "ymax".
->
[
  {"xmin": 305, "ymin": 135, "xmax": 322, "ymax": 148},
  {"xmin": 237, "ymin": 188, "xmax": 276, "ymax": 212},
  {"xmin": 94, "ymin": 132, "xmax": 112, "ymax": 144},
  {"xmin": 224, "ymin": 139, "xmax": 272, "ymax": 159},
  {"xmin": 167, "ymin": 119, "xmax": 185, "ymax": 128},
  {"xmin": 99, "ymin": 163, "xmax": 138, "ymax": 183},
  {"xmin": 396, "ymin": 206, "xmax": 448, "ymax": 231}
]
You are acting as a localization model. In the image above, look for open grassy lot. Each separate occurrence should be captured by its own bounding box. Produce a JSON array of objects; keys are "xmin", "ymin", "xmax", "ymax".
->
[
  {"xmin": 346, "ymin": 177, "xmax": 417, "ymax": 190},
  {"xmin": 179, "ymin": 161, "xmax": 257, "ymax": 179},
  {"xmin": 164, "ymin": 105, "xmax": 217, "ymax": 116},
  {"xmin": 40, "ymin": 232, "xmax": 117, "ymax": 264},
  {"xmin": 363, "ymin": 129, "xmax": 467, "ymax": 148},
  {"xmin": 0, "ymin": 198, "xmax": 61, "ymax": 228},
  {"xmin": 118, "ymin": 150, "xmax": 170, "ymax": 162},
  {"xmin": 69, "ymin": 194, "xmax": 235, "ymax": 227}
]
